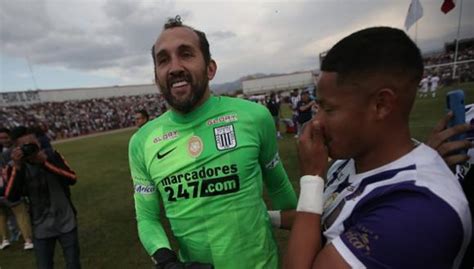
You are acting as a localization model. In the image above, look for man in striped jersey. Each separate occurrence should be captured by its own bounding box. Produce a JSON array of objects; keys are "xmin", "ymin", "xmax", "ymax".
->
[
  {"xmin": 427, "ymin": 104, "xmax": 474, "ymax": 268},
  {"xmin": 4, "ymin": 126, "xmax": 81, "ymax": 269},
  {"xmin": 285, "ymin": 27, "xmax": 471, "ymax": 268}
]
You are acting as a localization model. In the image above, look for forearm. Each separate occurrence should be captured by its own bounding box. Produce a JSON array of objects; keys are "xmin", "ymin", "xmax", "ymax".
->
[
  {"xmin": 264, "ymin": 165, "xmax": 297, "ymax": 209},
  {"xmin": 137, "ymin": 217, "xmax": 171, "ymax": 255},
  {"xmin": 300, "ymin": 103, "xmax": 314, "ymax": 111},
  {"xmin": 284, "ymin": 212, "xmax": 322, "ymax": 268},
  {"xmin": 266, "ymin": 176, "xmax": 297, "ymax": 209},
  {"xmin": 268, "ymin": 185, "xmax": 297, "ymax": 210},
  {"xmin": 44, "ymin": 152, "xmax": 77, "ymax": 183},
  {"xmin": 284, "ymin": 175, "xmax": 325, "ymax": 268},
  {"xmin": 281, "ymin": 210, "xmax": 296, "ymax": 229},
  {"xmin": 4, "ymin": 166, "xmax": 24, "ymax": 200},
  {"xmin": 299, "ymin": 105, "xmax": 310, "ymax": 112},
  {"xmin": 134, "ymin": 193, "xmax": 170, "ymax": 255}
]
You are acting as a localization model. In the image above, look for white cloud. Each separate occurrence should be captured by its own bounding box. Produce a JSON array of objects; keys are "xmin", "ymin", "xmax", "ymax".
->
[{"xmin": 1, "ymin": 0, "xmax": 473, "ymax": 89}]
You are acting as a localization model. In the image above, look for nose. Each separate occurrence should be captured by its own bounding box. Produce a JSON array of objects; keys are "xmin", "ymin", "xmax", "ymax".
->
[{"xmin": 169, "ymin": 56, "xmax": 185, "ymax": 77}]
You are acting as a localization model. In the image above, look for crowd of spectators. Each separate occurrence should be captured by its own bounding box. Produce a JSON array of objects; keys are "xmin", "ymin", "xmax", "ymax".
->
[{"xmin": 0, "ymin": 94, "xmax": 167, "ymax": 140}]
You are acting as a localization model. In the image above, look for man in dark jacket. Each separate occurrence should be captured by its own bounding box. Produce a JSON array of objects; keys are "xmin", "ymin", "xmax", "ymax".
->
[
  {"xmin": 266, "ymin": 92, "xmax": 282, "ymax": 138},
  {"xmin": 4, "ymin": 126, "xmax": 80, "ymax": 269},
  {"xmin": 296, "ymin": 91, "xmax": 315, "ymax": 136}
]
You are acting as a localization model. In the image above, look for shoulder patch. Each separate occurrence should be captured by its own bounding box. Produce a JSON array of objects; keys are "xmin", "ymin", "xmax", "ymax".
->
[
  {"xmin": 134, "ymin": 183, "xmax": 156, "ymax": 194},
  {"xmin": 265, "ymin": 153, "xmax": 281, "ymax": 169}
]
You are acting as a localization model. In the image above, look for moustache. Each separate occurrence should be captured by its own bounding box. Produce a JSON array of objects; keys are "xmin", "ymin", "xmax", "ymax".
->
[{"xmin": 167, "ymin": 72, "xmax": 193, "ymax": 89}]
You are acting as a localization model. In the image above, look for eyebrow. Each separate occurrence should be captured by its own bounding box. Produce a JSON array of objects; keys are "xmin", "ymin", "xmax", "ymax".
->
[
  {"xmin": 316, "ymin": 98, "xmax": 335, "ymax": 109},
  {"xmin": 155, "ymin": 49, "xmax": 168, "ymax": 60},
  {"xmin": 155, "ymin": 44, "xmax": 196, "ymax": 59},
  {"xmin": 177, "ymin": 44, "xmax": 195, "ymax": 52}
]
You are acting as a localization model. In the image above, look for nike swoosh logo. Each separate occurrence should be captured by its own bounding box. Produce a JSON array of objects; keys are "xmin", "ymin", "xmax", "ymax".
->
[{"xmin": 156, "ymin": 147, "xmax": 176, "ymax": 159}]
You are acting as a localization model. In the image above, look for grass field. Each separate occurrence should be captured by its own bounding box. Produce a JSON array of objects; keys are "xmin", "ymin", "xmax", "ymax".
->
[{"xmin": 1, "ymin": 82, "xmax": 473, "ymax": 268}]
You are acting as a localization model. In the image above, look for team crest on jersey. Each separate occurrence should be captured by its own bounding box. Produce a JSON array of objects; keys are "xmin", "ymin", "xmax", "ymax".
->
[
  {"xmin": 188, "ymin": 136, "xmax": 203, "ymax": 157},
  {"xmin": 214, "ymin": 125, "xmax": 237, "ymax": 151}
]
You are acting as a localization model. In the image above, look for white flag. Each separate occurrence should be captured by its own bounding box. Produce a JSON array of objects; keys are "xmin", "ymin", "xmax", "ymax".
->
[{"xmin": 405, "ymin": 0, "xmax": 423, "ymax": 31}]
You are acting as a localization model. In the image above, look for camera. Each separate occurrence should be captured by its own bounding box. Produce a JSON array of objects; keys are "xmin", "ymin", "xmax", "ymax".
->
[{"xmin": 21, "ymin": 143, "xmax": 39, "ymax": 158}]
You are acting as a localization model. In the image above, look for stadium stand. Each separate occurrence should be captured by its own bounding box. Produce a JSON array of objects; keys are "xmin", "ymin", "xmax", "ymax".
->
[
  {"xmin": 0, "ymin": 94, "xmax": 166, "ymax": 140},
  {"xmin": 424, "ymin": 38, "xmax": 474, "ymax": 84}
]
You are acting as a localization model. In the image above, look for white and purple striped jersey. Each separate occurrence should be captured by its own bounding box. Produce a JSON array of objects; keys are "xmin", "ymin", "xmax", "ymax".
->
[
  {"xmin": 430, "ymin": 76, "xmax": 440, "ymax": 92},
  {"xmin": 419, "ymin": 77, "xmax": 429, "ymax": 92},
  {"xmin": 322, "ymin": 144, "xmax": 471, "ymax": 268}
]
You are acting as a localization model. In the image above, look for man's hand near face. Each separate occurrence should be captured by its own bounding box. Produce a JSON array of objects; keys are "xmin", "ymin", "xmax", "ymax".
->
[
  {"xmin": 298, "ymin": 119, "xmax": 329, "ymax": 177},
  {"xmin": 10, "ymin": 147, "xmax": 24, "ymax": 169}
]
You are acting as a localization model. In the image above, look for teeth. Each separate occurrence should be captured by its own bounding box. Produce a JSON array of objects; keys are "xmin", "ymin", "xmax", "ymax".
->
[{"xmin": 172, "ymin": 81, "xmax": 188, "ymax": 88}]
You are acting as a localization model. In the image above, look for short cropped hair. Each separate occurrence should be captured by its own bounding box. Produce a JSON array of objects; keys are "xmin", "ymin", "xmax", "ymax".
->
[
  {"xmin": 136, "ymin": 109, "xmax": 149, "ymax": 120},
  {"xmin": 321, "ymin": 27, "xmax": 424, "ymax": 84}
]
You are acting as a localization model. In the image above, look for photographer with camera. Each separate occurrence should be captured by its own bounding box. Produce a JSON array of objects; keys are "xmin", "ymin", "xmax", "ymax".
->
[
  {"xmin": 0, "ymin": 127, "xmax": 34, "ymax": 250},
  {"xmin": 4, "ymin": 126, "xmax": 81, "ymax": 269}
]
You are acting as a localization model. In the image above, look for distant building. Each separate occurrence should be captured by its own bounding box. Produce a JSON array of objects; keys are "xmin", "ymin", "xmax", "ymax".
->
[
  {"xmin": 0, "ymin": 84, "xmax": 158, "ymax": 107},
  {"xmin": 242, "ymin": 71, "xmax": 316, "ymax": 95}
]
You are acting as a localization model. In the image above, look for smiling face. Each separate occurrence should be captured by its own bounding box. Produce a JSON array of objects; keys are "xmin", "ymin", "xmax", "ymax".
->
[{"xmin": 153, "ymin": 27, "xmax": 216, "ymax": 113}]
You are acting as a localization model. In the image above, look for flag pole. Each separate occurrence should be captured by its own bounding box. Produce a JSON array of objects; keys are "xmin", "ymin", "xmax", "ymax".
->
[
  {"xmin": 415, "ymin": 0, "xmax": 418, "ymax": 44},
  {"xmin": 415, "ymin": 21, "xmax": 418, "ymax": 44},
  {"xmin": 452, "ymin": 0, "xmax": 464, "ymax": 79},
  {"xmin": 26, "ymin": 56, "xmax": 38, "ymax": 90}
]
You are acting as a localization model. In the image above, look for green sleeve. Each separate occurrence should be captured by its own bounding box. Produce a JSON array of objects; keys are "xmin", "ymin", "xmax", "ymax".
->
[
  {"xmin": 258, "ymin": 107, "xmax": 297, "ymax": 210},
  {"xmin": 129, "ymin": 134, "xmax": 171, "ymax": 255}
]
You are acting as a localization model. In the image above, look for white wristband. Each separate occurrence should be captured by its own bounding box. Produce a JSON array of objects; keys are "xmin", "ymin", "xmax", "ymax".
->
[
  {"xmin": 296, "ymin": 175, "xmax": 325, "ymax": 215},
  {"xmin": 267, "ymin": 210, "xmax": 281, "ymax": 228}
]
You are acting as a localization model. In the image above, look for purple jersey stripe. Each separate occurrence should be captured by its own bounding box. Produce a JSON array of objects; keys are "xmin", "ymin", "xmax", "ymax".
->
[{"xmin": 345, "ymin": 164, "xmax": 416, "ymax": 200}]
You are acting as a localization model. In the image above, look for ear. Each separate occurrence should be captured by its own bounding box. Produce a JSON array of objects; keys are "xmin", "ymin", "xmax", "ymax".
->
[
  {"xmin": 207, "ymin": 59, "xmax": 217, "ymax": 80},
  {"xmin": 373, "ymin": 88, "xmax": 396, "ymax": 120}
]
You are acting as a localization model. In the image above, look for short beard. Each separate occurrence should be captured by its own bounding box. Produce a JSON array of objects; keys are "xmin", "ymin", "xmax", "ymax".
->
[{"xmin": 160, "ymin": 73, "xmax": 208, "ymax": 114}]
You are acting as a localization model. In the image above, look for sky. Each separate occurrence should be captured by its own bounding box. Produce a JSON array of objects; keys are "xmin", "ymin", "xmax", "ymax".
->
[{"xmin": 1, "ymin": 0, "xmax": 473, "ymax": 92}]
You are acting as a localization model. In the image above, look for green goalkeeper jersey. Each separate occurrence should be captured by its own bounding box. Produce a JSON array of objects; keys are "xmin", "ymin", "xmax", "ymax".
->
[{"xmin": 129, "ymin": 95, "xmax": 297, "ymax": 268}]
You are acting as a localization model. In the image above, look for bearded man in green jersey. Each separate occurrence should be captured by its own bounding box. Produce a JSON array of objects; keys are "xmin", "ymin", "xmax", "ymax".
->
[{"xmin": 128, "ymin": 16, "xmax": 297, "ymax": 269}]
